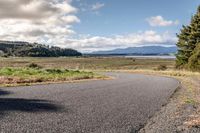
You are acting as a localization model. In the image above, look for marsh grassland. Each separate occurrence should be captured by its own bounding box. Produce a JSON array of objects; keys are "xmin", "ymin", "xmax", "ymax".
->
[
  {"xmin": 0, "ymin": 56, "xmax": 175, "ymax": 70},
  {"xmin": 0, "ymin": 56, "xmax": 175, "ymax": 86}
]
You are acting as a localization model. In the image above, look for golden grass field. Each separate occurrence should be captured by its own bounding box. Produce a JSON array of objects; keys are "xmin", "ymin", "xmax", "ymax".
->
[{"xmin": 0, "ymin": 56, "xmax": 175, "ymax": 70}]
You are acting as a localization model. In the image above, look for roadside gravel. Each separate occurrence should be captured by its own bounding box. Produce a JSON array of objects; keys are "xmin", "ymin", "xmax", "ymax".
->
[{"xmin": 139, "ymin": 77, "xmax": 200, "ymax": 133}]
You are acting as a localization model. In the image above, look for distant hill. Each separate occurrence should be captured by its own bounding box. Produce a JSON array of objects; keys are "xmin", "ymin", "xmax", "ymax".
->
[
  {"xmin": 91, "ymin": 46, "xmax": 177, "ymax": 55},
  {"xmin": 0, "ymin": 41, "xmax": 82, "ymax": 57}
]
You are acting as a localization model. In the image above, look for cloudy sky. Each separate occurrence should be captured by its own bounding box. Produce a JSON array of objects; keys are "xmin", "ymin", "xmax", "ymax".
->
[{"xmin": 0, "ymin": 0, "xmax": 199, "ymax": 52}]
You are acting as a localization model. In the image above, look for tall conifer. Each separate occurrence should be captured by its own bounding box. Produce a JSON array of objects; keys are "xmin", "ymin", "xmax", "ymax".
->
[{"xmin": 176, "ymin": 5, "xmax": 200, "ymax": 69}]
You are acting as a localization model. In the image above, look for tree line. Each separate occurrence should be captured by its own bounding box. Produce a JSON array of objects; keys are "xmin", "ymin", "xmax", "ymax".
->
[
  {"xmin": 0, "ymin": 41, "xmax": 82, "ymax": 57},
  {"xmin": 176, "ymin": 5, "xmax": 200, "ymax": 71}
]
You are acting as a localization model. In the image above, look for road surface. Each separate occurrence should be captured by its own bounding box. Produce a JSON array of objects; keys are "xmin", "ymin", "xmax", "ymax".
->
[{"xmin": 0, "ymin": 73, "xmax": 179, "ymax": 133}]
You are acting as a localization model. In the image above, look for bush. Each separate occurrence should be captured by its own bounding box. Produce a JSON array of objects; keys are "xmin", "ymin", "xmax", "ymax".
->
[
  {"xmin": 28, "ymin": 63, "xmax": 42, "ymax": 69},
  {"xmin": 45, "ymin": 69, "xmax": 63, "ymax": 74},
  {"xmin": 157, "ymin": 65, "xmax": 167, "ymax": 71},
  {"xmin": 2, "ymin": 55, "xmax": 8, "ymax": 58}
]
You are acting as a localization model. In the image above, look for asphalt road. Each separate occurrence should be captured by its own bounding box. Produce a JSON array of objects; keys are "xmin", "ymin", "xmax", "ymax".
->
[{"xmin": 0, "ymin": 72, "xmax": 179, "ymax": 133}]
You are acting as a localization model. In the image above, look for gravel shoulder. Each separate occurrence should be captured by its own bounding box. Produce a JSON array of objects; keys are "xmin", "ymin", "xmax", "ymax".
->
[{"xmin": 136, "ymin": 72, "xmax": 200, "ymax": 133}]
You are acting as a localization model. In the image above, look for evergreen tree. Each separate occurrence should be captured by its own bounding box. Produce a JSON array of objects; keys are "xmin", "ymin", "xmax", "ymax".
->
[
  {"xmin": 176, "ymin": 5, "xmax": 200, "ymax": 69},
  {"xmin": 176, "ymin": 25, "xmax": 191, "ymax": 68},
  {"xmin": 188, "ymin": 43, "xmax": 200, "ymax": 71}
]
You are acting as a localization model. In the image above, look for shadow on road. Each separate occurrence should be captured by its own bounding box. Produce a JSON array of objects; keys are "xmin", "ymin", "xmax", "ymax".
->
[
  {"xmin": 0, "ymin": 89, "xmax": 12, "ymax": 96},
  {"xmin": 0, "ymin": 98, "xmax": 62, "ymax": 112},
  {"xmin": 0, "ymin": 89, "xmax": 62, "ymax": 118}
]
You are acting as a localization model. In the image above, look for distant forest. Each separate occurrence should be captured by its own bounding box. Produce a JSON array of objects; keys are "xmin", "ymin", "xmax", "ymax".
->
[{"xmin": 0, "ymin": 41, "xmax": 82, "ymax": 57}]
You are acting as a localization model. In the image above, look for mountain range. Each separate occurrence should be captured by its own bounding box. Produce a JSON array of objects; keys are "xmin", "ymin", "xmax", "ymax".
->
[{"xmin": 91, "ymin": 46, "xmax": 177, "ymax": 55}]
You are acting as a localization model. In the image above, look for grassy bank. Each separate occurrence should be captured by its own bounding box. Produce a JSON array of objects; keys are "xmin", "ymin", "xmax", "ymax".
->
[{"xmin": 0, "ymin": 67, "xmax": 102, "ymax": 87}]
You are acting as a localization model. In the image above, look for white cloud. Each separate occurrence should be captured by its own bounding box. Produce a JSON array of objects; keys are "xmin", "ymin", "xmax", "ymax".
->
[
  {"xmin": 0, "ymin": 1, "xmax": 177, "ymax": 53},
  {"xmin": 0, "ymin": 0, "xmax": 79, "ymax": 44},
  {"xmin": 91, "ymin": 2, "xmax": 105, "ymax": 11},
  {"xmin": 55, "ymin": 31, "xmax": 177, "ymax": 52},
  {"xmin": 146, "ymin": 16, "xmax": 179, "ymax": 27},
  {"xmin": 0, "ymin": 0, "xmax": 77, "ymax": 19}
]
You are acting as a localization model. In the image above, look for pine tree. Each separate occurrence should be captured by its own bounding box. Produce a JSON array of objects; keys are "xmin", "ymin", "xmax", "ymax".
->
[
  {"xmin": 176, "ymin": 5, "xmax": 200, "ymax": 69},
  {"xmin": 188, "ymin": 43, "xmax": 200, "ymax": 71},
  {"xmin": 176, "ymin": 25, "xmax": 191, "ymax": 68}
]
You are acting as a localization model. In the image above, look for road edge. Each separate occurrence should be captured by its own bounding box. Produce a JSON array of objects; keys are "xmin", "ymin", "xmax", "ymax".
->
[
  {"xmin": 136, "ymin": 74, "xmax": 200, "ymax": 133},
  {"xmin": 135, "ymin": 77, "xmax": 181, "ymax": 133}
]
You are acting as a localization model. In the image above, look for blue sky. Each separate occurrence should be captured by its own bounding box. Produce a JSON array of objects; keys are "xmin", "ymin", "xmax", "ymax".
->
[
  {"xmin": 0, "ymin": 0, "xmax": 199, "ymax": 52},
  {"xmin": 72, "ymin": 0, "xmax": 200, "ymax": 52},
  {"xmin": 73, "ymin": 0, "xmax": 199, "ymax": 35}
]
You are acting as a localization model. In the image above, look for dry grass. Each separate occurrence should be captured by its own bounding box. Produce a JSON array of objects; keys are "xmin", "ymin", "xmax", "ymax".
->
[
  {"xmin": 0, "ymin": 57, "xmax": 175, "ymax": 70},
  {"xmin": 184, "ymin": 112, "xmax": 200, "ymax": 128},
  {"xmin": 120, "ymin": 69, "xmax": 199, "ymax": 77}
]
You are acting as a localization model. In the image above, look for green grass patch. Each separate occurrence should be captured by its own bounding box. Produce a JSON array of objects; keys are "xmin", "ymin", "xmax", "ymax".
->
[
  {"xmin": 0, "ymin": 67, "xmax": 101, "ymax": 86},
  {"xmin": 185, "ymin": 98, "xmax": 197, "ymax": 105}
]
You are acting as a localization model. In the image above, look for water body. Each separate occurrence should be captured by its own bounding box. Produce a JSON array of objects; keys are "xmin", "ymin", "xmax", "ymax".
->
[{"xmin": 125, "ymin": 55, "xmax": 176, "ymax": 59}]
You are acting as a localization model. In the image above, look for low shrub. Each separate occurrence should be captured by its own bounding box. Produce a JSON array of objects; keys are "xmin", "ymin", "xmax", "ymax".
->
[
  {"xmin": 46, "ymin": 69, "xmax": 63, "ymax": 74},
  {"xmin": 156, "ymin": 65, "xmax": 167, "ymax": 71},
  {"xmin": 28, "ymin": 63, "xmax": 42, "ymax": 69}
]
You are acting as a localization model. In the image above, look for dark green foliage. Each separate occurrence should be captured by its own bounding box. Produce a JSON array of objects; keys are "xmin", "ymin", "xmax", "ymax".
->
[
  {"xmin": 176, "ymin": 5, "xmax": 200, "ymax": 71},
  {"xmin": 176, "ymin": 25, "xmax": 192, "ymax": 68},
  {"xmin": 0, "ymin": 41, "xmax": 82, "ymax": 57},
  {"xmin": 188, "ymin": 43, "xmax": 200, "ymax": 71}
]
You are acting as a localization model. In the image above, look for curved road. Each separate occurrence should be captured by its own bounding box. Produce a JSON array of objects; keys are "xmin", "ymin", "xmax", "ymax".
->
[{"xmin": 0, "ymin": 73, "xmax": 179, "ymax": 133}]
